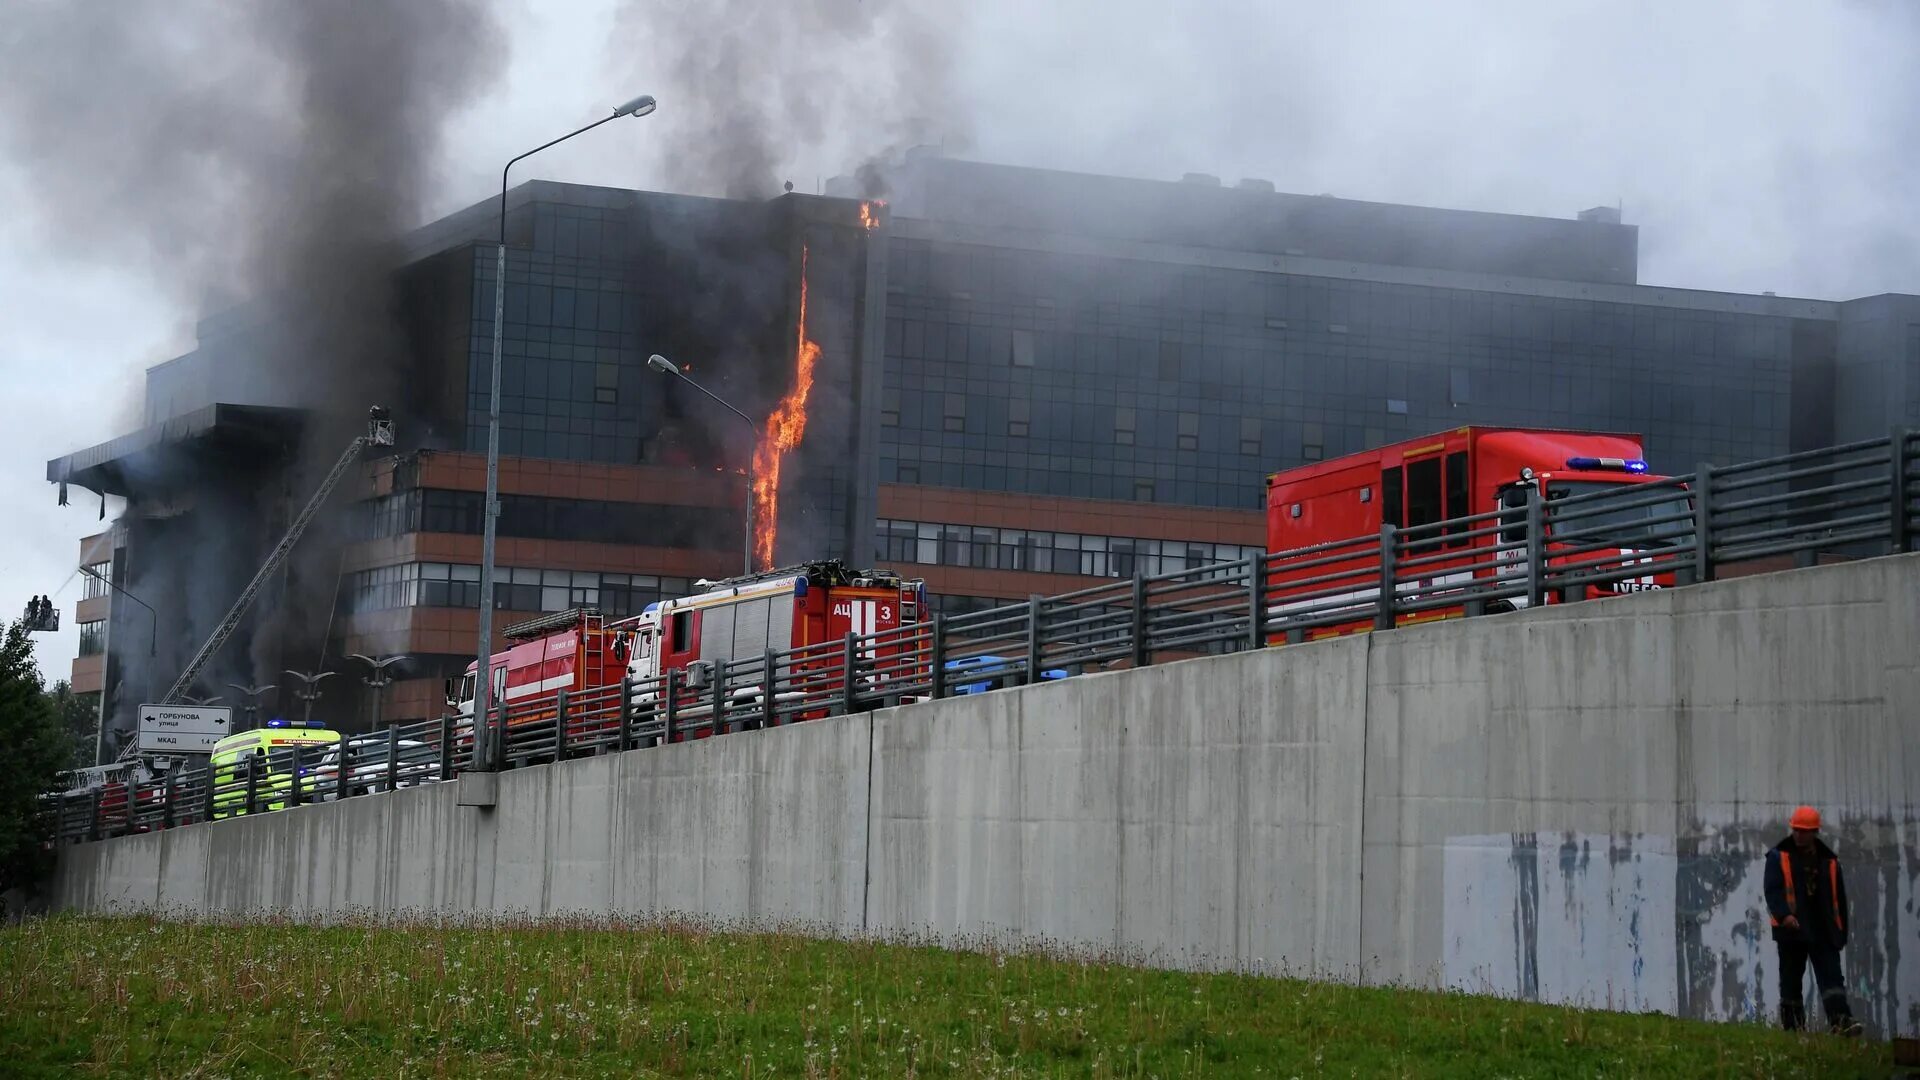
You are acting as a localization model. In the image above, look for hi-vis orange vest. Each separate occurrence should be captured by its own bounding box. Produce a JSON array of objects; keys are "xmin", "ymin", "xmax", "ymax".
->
[{"xmin": 1771, "ymin": 850, "xmax": 1843, "ymax": 931}]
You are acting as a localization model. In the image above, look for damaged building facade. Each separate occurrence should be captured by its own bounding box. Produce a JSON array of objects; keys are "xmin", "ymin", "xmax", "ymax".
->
[{"xmin": 50, "ymin": 154, "xmax": 1920, "ymax": 758}]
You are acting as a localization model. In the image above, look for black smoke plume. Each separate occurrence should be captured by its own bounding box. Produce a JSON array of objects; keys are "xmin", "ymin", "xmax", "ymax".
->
[
  {"xmin": 613, "ymin": 0, "xmax": 968, "ymax": 200},
  {"xmin": 0, "ymin": 1, "xmax": 505, "ymax": 731}
]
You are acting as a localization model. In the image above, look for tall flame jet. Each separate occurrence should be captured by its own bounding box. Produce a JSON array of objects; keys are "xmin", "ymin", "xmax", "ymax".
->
[{"xmin": 750, "ymin": 245, "xmax": 821, "ymax": 569}]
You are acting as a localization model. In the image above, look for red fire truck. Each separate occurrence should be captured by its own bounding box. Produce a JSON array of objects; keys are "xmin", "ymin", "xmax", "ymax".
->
[
  {"xmin": 455, "ymin": 561, "xmax": 925, "ymax": 740},
  {"xmin": 1265, "ymin": 427, "xmax": 1691, "ymax": 639},
  {"xmin": 621, "ymin": 561, "xmax": 925, "ymax": 731}
]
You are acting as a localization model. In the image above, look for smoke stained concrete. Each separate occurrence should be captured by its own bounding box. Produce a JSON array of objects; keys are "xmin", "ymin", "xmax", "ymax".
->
[{"xmin": 52, "ymin": 553, "xmax": 1920, "ymax": 1034}]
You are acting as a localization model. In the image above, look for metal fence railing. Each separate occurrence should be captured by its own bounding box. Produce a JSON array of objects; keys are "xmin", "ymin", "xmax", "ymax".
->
[{"xmin": 48, "ymin": 431, "xmax": 1920, "ymax": 844}]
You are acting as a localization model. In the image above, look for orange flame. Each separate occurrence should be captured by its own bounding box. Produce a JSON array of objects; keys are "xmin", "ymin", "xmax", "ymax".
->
[
  {"xmin": 751, "ymin": 244, "xmax": 821, "ymax": 569},
  {"xmin": 859, "ymin": 201, "xmax": 881, "ymax": 231}
]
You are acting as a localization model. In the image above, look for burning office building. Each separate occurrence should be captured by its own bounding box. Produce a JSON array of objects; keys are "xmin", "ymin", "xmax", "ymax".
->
[
  {"xmin": 50, "ymin": 185, "xmax": 887, "ymax": 759},
  {"xmin": 54, "ymin": 151, "xmax": 1920, "ymax": 761}
]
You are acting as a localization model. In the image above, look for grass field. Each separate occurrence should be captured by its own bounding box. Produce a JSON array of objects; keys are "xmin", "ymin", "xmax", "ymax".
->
[{"xmin": 0, "ymin": 916, "xmax": 1889, "ymax": 1078}]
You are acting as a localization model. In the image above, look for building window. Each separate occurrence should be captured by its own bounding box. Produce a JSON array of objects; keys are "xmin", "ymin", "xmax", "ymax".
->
[
  {"xmin": 77, "ymin": 620, "xmax": 106, "ymax": 656},
  {"xmin": 1158, "ymin": 342, "xmax": 1182, "ymax": 380},
  {"xmin": 595, "ymin": 386, "xmax": 618, "ymax": 404},
  {"xmin": 81, "ymin": 562, "xmax": 112, "ymax": 600},
  {"xmin": 1302, "ymin": 421, "xmax": 1324, "ymax": 462},
  {"xmin": 1239, "ymin": 417, "xmax": 1261, "ymax": 457},
  {"xmin": 873, "ymin": 517, "xmax": 1258, "ymax": 581},
  {"xmin": 1008, "ymin": 398, "xmax": 1030, "ymax": 438},
  {"xmin": 1387, "ymin": 398, "xmax": 1409, "ymax": 415},
  {"xmin": 881, "ymin": 388, "xmax": 900, "ymax": 427},
  {"xmin": 897, "ymin": 464, "xmax": 920, "ymax": 484},
  {"xmin": 1115, "ymin": 407, "xmax": 1136, "ymax": 446},
  {"xmin": 1011, "ymin": 329, "xmax": 1035, "ymax": 367},
  {"xmin": 943, "ymin": 394, "xmax": 966, "ymax": 433},
  {"xmin": 1178, "ymin": 412, "xmax": 1199, "ymax": 451},
  {"xmin": 1450, "ymin": 367, "xmax": 1471, "ymax": 405},
  {"xmin": 1134, "ymin": 480, "xmax": 1155, "ymax": 502}
]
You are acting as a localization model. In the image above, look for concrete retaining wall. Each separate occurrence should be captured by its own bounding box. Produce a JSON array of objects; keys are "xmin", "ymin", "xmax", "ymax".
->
[{"xmin": 51, "ymin": 554, "xmax": 1920, "ymax": 1035}]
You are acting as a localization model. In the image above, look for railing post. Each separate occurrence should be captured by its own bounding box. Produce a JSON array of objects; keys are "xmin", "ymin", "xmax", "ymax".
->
[
  {"xmin": 439, "ymin": 712, "xmax": 455, "ymax": 781},
  {"xmin": 386, "ymin": 724, "xmax": 401, "ymax": 791},
  {"xmin": 661, "ymin": 669, "xmax": 679, "ymax": 745},
  {"xmin": 1130, "ymin": 572, "xmax": 1149, "ymax": 668},
  {"xmin": 163, "ymin": 770, "xmax": 177, "ymax": 829},
  {"xmin": 1375, "ymin": 524, "xmax": 1399, "ymax": 631},
  {"xmin": 1025, "ymin": 595, "xmax": 1044, "ymax": 685},
  {"xmin": 492, "ymin": 695, "xmax": 509, "ymax": 772},
  {"xmin": 1524, "ymin": 492, "xmax": 1547, "ymax": 607},
  {"xmin": 1892, "ymin": 428, "xmax": 1913, "ymax": 554},
  {"xmin": 929, "ymin": 614, "xmax": 947, "ymax": 700},
  {"xmin": 202, "ymin": 763, "xmax": 216, "ymax": 823},
  {"xmin": 553, "ymin": 689, "xmax": 570, "ymax": 761},
  {"xmin": 1246, "ymin": 553, "xmax": 1268, "ymax": 650},
  {"xmin": 1691, "ymin": 462, "xmax": 1716, "ymax": 584},
  {"xmin": 244, "ymin": 754, "xmax": 259, "ymax": 816},
  {"xmin": 712, "ymin": 661, "xmax": 729, "ymax": 734},
  {"xmin": 840, "ymin": 632, "xmax": 860, "ymax": 716},
  {"xmin": 761, "ymin": 650, "xmax": 777, "ymax": 728},
  {"xmin": 289, "ymin": 746, "xmax": 304, "ymax": 808},
  {"xmin": 338, "ymin": 736, "xmax": 354, "ymax": 802},
  {"xmin": 617, "ymin": 677, "xmax": 634, "ymax": 751}
]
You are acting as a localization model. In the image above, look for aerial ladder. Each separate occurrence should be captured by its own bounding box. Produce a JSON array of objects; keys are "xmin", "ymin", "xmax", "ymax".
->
[{"xmin": 151, "ymin": 406, "xmax": 395, "ymax": 712}]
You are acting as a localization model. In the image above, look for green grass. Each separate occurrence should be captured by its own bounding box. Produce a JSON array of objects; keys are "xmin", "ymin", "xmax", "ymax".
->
[{"xmin": 0, "ymin": 916, "xmax": 1888, "ymax": 1078}]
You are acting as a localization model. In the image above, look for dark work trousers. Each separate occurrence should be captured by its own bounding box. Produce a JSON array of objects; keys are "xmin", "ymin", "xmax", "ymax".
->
[{"xmin": 1777, "ymin": 938, "xmax": 1851, "ymax": 1030}]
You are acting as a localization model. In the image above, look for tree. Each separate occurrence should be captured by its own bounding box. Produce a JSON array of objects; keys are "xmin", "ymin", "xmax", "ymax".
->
[
  {"xmin": 43, "ymin": 680, "xmax": 98, "ymax": 770},
  {"xmin": 0, "ymin": 620, "xmax": 71, "ymax": 905}
]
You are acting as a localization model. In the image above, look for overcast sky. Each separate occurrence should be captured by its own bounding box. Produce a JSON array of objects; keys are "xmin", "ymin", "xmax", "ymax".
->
[{"xmin": 2, "ymin": 1, "xmax": 1915, "ymax": 679}]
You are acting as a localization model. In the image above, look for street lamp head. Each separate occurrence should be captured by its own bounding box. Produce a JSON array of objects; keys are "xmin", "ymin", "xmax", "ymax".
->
[
  {"xmin": 647, "ymin": 353, "xmax": 679, "ymax": 375},
  {"xmin": 615, "ymin": 94, "xmax": 657, "ymax": 119}
]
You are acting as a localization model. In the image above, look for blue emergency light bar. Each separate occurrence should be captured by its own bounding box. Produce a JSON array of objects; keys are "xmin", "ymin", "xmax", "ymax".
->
[
  {"xmin": 264, "ymin": 718, "xmax": 328, "ymax": 729},
  {"xmin": 1565, "ymin": 456, "xmax": 1649, "ymax": 474}
]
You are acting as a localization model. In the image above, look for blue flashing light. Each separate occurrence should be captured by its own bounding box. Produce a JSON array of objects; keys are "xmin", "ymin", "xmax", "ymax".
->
[
  {"xmin": 266, "ymin": 718, "xmax": 288, "ymax": 728},
  {"xmin": 1566, "ymin": 456, "xmax": 1650, "ymax": 474}
]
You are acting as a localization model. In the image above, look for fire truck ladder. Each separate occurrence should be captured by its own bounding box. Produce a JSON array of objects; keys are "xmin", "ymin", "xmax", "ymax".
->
[{"xmin": 152, "ymin": 407, "xmax": 396, "ymax": 714}]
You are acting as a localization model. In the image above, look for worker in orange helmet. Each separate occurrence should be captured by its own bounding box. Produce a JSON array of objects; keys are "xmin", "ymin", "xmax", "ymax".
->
[{"xmin": 1763, "ymin": 805, "xmax": 1862, "ymax": 1034}]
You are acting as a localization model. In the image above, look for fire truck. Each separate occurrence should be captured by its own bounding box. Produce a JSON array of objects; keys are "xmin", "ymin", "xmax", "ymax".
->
[
  {"xmin": 1265, "ymin": 427, "xmax": 1691, "ymax": 639},
  {"xmin": 454, "ymin": 560, "xmax": 925, "ymax": 741},
  {"xmin": 621, "ymin": 560, "xmax": 926, "ymax": 730}
]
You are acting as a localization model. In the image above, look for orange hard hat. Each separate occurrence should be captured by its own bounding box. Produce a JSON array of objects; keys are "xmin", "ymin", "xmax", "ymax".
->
[{"xmin": 1790, "ymin": 805, "xmax": 1821, "ymax": 831}]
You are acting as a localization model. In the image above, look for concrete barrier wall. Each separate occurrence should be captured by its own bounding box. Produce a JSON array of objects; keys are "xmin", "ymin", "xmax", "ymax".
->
[
  {"xmin": 865, "ymin": 632, "xmax": 1368, "ymax": 974},
  {"xmin": 51, "ymin": 554, "xmax": 1920, "ymax": 1034},
  {"xmin": 1362, "ymin": 555, "xmax": 1920, "ymax": 1033},
  {"xmin": 52, "ymin": 715, "xmax": 873, "ymax": 931}
]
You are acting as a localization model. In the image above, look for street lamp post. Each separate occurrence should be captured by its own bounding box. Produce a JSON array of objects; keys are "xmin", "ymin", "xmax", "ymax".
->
[
  {"xmin": 348, "ymin": 654, "xmax": 409, "ymax": 731},
  {"xmin": 226, "ymin": 683, "xmax": 277, "ymax": 733},
  {"xmin": 282, "ymin": 670, "xmax": 335, "ymax": 726},
  {"xmin": 475, "ymin": 93, "xmax": 657, "ymax": 770},
  {"xmin": 648, "ymin": 354, "xmax": 755, "ymax": 576}
]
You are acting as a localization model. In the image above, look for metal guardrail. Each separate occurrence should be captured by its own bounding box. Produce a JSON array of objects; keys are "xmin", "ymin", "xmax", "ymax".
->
[{"xmin": 48, "ymin": 431, "xmax": 1920, "ymax": 843}]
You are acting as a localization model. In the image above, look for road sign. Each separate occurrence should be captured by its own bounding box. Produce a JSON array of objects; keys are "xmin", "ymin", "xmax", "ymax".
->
[{"xmin": 137, "ymin": 705, "xmax": 231, "ymax": 754}]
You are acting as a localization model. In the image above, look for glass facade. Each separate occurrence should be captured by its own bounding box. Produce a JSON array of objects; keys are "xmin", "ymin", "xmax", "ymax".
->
[
  {"xmin": 361, "ymin": 488, "xmax": 737, "ymax": 550},
  {"xmin": 875, "ymin": 518, "xmax": 1261, "ymax": 578},
  {"xmin": 882, "ymin": 238, "xmax": 1804, "ymax": 510},
  {"xmin": 77, "ymin": 620, "xmax": 106, "ymax": 656},
  {"xmin": 341, "ymin": 561, "xmax": 693, "ymax": 618}
]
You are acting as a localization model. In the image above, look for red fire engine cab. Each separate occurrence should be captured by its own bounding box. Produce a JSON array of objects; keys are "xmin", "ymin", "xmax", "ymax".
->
[
  {"xmin": 1265, "ymin": 426, "xmax": 1691, "ymax": 639},
  {"xmin": 454, "ymin": 561, "xmax": 925, "ymax": 737}
]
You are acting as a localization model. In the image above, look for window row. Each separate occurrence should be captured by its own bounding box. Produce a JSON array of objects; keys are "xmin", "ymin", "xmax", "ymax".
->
[
  {"xmin": 340, "ymin": 562, "xmax": 694, "ymax": 618},
  {"xmin": 360, "ymin": 489, "xmax": 738, "ymax": 550},
  {"xmin": 81, "ymin": 562, "xmax": 112, "ymax": 600},
  {"xmin": 78, "ymin": 620, "xmax": 106, "ymax": 657},
  {"xmin": 875, "ymin": 519, "xmax": 1263, "ymax": 579}
]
